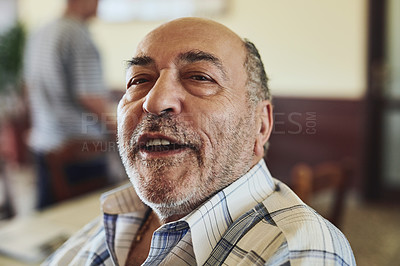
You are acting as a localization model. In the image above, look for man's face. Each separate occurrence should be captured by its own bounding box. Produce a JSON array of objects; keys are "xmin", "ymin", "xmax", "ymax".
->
[{"xmin": 117, "ymin": 18, "xmax": 260, "ymax": 219}]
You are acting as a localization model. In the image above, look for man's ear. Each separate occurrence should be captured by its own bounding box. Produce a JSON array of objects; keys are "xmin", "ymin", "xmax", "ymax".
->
[{"xmin": 254, "ymin": 100, "xmax": 273, "ymax": 158}]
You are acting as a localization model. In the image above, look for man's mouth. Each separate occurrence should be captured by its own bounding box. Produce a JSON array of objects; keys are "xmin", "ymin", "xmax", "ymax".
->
[
  {"xmin": 141, "ymin": 138, "xmax": 188, "ymax": 152},
  {"xmin": 137, "ymin": 135, "xmax": 197, "ymax": 155}
]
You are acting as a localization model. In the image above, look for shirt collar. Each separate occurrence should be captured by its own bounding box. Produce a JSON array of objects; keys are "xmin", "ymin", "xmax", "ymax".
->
[
  {"xmin": 101, "ymin": 183, "xmax": 148, "ymax": 265},
  {"xmin": 101, "ymin": 182, "xmax": 147, "ymax": 214},
  {"xmin": 100, "ymin": 159, "xmax": 276, "ymax": 265},
  {"xmin": 183, "ymin": 159, "xmax": 276, "ymax": 265}
]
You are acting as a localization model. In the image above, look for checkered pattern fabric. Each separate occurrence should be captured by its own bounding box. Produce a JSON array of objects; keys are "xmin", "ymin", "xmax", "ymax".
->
[{"xmin": 43, "ymin": 160, "xmax": 355, "ymax": 265}]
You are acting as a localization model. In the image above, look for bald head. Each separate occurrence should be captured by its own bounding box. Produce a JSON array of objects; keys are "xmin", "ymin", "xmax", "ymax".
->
[
  {"xmin": 137, "ymin": 18, "xmax": 246, "ymax": 75},
  {"xmin": 134, "ymin": 17, "xmax": 270, "ymax": 105},
  {"xmin": 140, "ymin": 17, "xmax": 243, "ymax": 49}
]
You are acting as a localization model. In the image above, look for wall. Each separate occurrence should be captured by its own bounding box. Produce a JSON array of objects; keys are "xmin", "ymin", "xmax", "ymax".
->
[
  {"xmin": 0, "ymin": 0, "xmax": 17, "ymax": 33},
  {"xmin": 18, "ymin": 0, "xmax": 367, "ymax": 99},
  {"xmin": 265, "ymin": 97, "xmax": 365, "ymax": 187}
]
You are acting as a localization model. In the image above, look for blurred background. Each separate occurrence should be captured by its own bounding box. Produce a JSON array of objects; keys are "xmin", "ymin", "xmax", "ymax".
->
[{"xmin": 0, "ymin": 0, "xmax": 399, "ymax": 265}]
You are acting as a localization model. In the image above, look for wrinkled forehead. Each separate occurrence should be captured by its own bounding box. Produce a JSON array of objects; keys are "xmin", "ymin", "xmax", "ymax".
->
[{"xmin": 135, "ymin": 18, "xmax": 247, "ymax": 69}]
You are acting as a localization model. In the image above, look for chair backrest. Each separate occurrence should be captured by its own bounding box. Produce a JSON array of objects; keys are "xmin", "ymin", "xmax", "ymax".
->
[
  {"xmin": 46, "ymin": 140, "xmax": 110, "ymax": 203},
  {"xmin": 291, "ymin": 159, "xmax": 354, "ymax": 228}
]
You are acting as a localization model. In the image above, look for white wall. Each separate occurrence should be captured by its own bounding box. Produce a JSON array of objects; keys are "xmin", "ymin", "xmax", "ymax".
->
[
  {"xmin": 18, "ymin": 0, "xmax": 368, "ymax": 99},
  {"xmin": 0, "ymin": 0, "xmax": 18, "ymax": 33}
]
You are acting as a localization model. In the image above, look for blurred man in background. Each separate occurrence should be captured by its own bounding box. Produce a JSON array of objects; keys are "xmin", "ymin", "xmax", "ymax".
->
[{"xmin": 24, "ymin": 0, "xmax": 114, "ymax": 208}]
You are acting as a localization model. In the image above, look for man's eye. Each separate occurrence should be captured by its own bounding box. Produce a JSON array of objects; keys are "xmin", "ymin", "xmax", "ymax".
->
[
  {"xmin": 190, "ymin": 75, "xmax": 214, "ymax": 82},
  {"xmin": 133, "ymin": 78, "xmax": 149, "ymax": 85},
  {"xmin": 127, "ymin": 77, "xmax": 149, "ymax": 88}
]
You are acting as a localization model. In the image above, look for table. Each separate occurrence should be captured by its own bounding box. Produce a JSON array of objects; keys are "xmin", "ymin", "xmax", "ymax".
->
[{"xmin": 0, "ymin": 185, "xmax": 115, "ymax": 265}]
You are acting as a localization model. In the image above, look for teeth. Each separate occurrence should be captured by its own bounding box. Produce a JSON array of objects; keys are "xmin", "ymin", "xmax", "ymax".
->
[
  {"xmin": 161, "ymin": 139, "xmax": 170, "ymax": 145},
  {"xmin": 146, "ymin": 138, "xmax": 171, "ymax": 147}
]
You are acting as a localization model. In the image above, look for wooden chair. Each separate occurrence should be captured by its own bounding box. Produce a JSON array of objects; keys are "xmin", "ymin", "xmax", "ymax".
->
[
  {"xmin": 291, "ymin": 159, "xmax": 354, "ymax": 228},
  {"xmin": 46, "ymin": 141, "xmax": 110, "ymax": 203}
]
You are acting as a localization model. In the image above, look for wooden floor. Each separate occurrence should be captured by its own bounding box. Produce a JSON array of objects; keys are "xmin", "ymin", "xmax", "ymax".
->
[{"xmin": 310, "ymin": 192, "xmax": 400, "ymax": 266}]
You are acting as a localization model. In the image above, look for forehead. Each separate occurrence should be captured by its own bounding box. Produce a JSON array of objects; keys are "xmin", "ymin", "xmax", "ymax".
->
[{"xmin": 134, "ymin": 19, "xmax": 247, "ymax": 70}]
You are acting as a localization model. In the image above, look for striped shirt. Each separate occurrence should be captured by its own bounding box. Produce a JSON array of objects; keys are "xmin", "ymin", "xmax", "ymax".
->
[
  {"xmin": 43, "ymin": 160, "xmax": 356, "ymax": 265},
  {"xmin": 24, "ymin": 16, "xmax": 106, "ymax": 152}
]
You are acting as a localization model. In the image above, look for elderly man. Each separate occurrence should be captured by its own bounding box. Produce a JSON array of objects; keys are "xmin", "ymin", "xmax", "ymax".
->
[{"xmin": 44, "ymin": 17, "xmax": 355, "ymax": 265}]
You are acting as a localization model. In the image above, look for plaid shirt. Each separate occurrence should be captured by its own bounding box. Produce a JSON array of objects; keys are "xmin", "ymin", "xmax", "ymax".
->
[{"xmin": 44, "ymin": 160, "xmax": 356, "ymax": 265}]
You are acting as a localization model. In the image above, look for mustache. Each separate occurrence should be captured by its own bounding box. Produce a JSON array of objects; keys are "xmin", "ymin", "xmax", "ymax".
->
[{"xmin": 130, "ymin": 113, "xmax": 202, "ymax": 151}]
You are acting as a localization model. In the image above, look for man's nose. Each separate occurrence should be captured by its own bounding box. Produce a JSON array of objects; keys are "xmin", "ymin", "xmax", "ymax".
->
[{"xmin": 142, "ymin": 71, "xmax": 183, "ymax": 115}]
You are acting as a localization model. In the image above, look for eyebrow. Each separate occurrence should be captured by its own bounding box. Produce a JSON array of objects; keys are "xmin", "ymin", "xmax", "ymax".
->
[
  {"xmin": 126, "ymin": 55, "xmax": 154, "ymax": 68},
  {"xmin": 178, "ymin": 50, "xmax": 227, "ymax": 78},
  {"xmin": 126, "ymin": 50, "xmax": 227, "ymax": 79}
]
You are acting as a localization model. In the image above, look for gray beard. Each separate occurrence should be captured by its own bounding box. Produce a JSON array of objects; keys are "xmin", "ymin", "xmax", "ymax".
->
[{"xmin": 118, "ymin": 110, "xmax": 256, "ymax": 222}]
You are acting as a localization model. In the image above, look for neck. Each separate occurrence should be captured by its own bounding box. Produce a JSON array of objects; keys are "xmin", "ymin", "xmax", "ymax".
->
[
  {"xmin": 152, "ymin": 207, "xmax": 188, "ymax": 224},
  {"xmin": 163, "ymin": 214, "xmax": 185, "ymax": 224}
]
